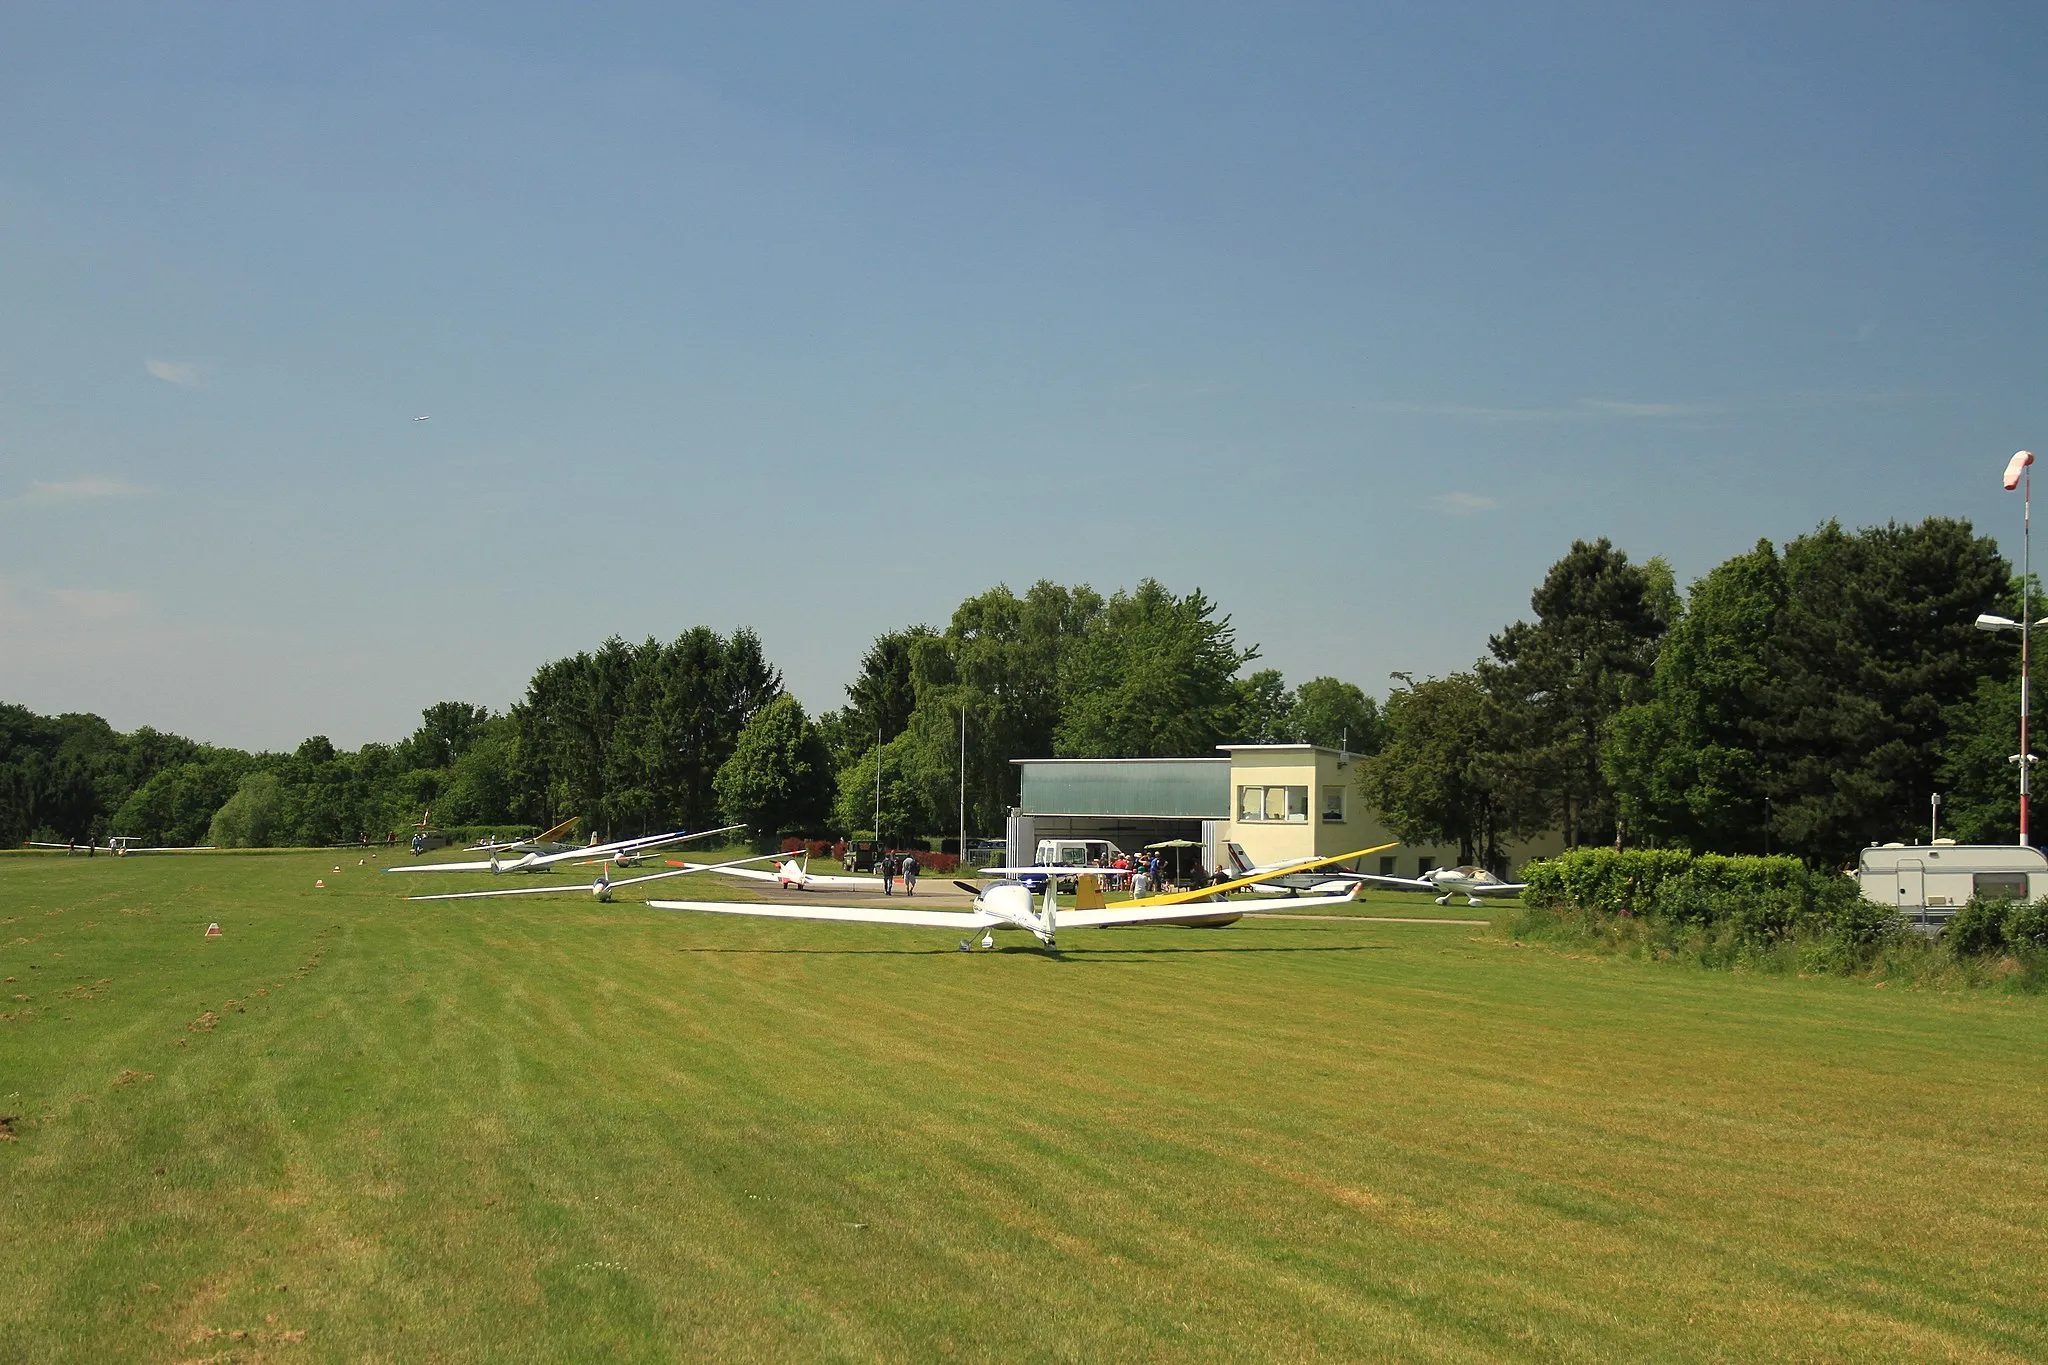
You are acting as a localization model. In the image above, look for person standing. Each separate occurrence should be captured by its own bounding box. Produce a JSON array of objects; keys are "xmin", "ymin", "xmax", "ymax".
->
[{"xmin": 902, "ymin": 851, "xmax": 919, "ymax": 895}]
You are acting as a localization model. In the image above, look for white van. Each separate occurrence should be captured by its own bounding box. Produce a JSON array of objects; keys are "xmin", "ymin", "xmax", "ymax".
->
[
  {"xmin": 1034, "ymin": 838, "xmax": 1125, "ymax": 869},
  {"xmin": 1858, "ymin": 842, "xmax": 2048, "ymax": 929}
]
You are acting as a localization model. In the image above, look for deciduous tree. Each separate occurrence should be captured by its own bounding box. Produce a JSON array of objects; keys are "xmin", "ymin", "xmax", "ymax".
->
[{"xmin": 714, "ymin": 695, "xmax": 835, "ymax": 839}]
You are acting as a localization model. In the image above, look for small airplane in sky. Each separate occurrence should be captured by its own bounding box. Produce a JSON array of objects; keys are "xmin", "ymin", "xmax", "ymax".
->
[
  {"xmin": 383, "ymin": 824, "xmax": 742, "ymax": 876},
  {"xmin": 412, "ymin": 415, "xmax": 430, "ymax": 421},
  {"xmin": 649, "ymin": 847, "xmax": 1386, "ymax": 952},
  {"xmin": 404, "ymin": 850, "xmax": 784, "ymax": 903},
  {"xmin": 1353, "ymin": 865, "xmax": 1529, "ymax": 906}
]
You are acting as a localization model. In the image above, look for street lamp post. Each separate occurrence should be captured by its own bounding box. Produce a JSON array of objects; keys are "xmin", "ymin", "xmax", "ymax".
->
[
  {"xmin": 1987, "ymin": 445, "xmax": 2041, "ymax": 846},
  {"xmin": 1974, "ymin": 608, "xmax": 2045, "ymax": 844},
  {"xmin": 958, "ymin": 705, "xmax": 968, "ymax": 872}
]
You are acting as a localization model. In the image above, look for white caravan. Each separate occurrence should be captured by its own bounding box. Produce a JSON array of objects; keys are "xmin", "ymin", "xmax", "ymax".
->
[{"xmin": 1858, "ymin": 842, "xmax": 2048, "ymax": 929}]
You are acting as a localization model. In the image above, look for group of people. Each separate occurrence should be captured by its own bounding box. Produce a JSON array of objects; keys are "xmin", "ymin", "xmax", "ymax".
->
[
  {"xmin": 878, "ymin": 849, "xmax": 921, "ymax": 896},
  {"xmin": 1106, "ymin": 850, "xmax": 1181, "ymax": 896}
]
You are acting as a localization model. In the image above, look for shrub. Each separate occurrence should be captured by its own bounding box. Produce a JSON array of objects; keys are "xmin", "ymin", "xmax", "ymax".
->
[
  {"xmin": 1523, "ymin": 848, "xmax": 1894, "ymax": 953},
  {"xmin": 1810, "ymin": 874, "xmax": 1898, "ymax": 946},
  {"xmin": 1521, "ymin": 848, "xmax": 1695, "ymax": 915},
  {"xmin": 2006, "ymin": 897, "xmax": 2048, "ymax": 952},
  {"xmin": 1945, "ymin": 897, "xmax": 2011, "ymax": 958}
]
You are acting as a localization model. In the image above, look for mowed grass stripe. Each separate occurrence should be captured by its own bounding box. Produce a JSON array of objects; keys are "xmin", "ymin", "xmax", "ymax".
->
[{"xmin": 2, "ymin": 851, "xmax": 2045, "ymax": 1361}]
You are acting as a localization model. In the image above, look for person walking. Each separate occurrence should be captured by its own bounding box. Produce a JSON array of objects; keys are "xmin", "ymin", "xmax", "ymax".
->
[
  {"xmin": 882, "ymin": 850, "xmax": 897, "ymax": 896},
  {"xmin": 901, "ymin": 851, "xmax": 919, "ymax": 895}
]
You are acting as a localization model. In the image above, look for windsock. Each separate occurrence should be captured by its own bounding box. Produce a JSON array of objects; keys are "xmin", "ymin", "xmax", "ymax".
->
[{"xmin": 2005, "ymin": 450, "xmax": 2034, "ymax": 491}]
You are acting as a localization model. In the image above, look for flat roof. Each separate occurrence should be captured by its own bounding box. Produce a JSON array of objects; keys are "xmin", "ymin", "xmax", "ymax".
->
[
  {"xmin": 1215, "ymin": 743, "xmax": 1349, "ymax": 755},
  {"xmin": 1010, "ymin": 757, "xmax": 1229, "ymax": 765},
  {"xmin": 1014, "ymin": 757, "xmax": 1230, "ymax": 819}
]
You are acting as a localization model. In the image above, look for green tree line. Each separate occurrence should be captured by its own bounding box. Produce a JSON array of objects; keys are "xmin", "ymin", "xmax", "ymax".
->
[
  {"xmin": 4, "ymin": 525, "xmax": 2025, "ymax": 864},
  {"xmin": 1361, "ymin": 517, "xmax": 2023, "ymax": 868},
  {"xmin": 0, "ymin": 583, "xmax": 1380, "ymax": 850}
]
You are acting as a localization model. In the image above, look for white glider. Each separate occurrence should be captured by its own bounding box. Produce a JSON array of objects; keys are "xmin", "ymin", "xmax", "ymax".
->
[
  {"xmin": 1352, "ymin": 866, "xmax": 1527, "ymax": 907},
  {"xmin": 668, "ymin": 853, "xmax": 872, "ymax": 891},
  {"xmin": 27, "ymin": 839, "xmax": 215, "ymax": 855},
  {"xmin": 466, "ymin": 815, "xmax": 581, "ymax": 855},
  {"xmin": 650, "ymin": 876, "xmax": 1364, "ymax": 953},
  {"xmin": 383, "ymin": 823, "xmax": 742, "ymax": 875},
  {"xmin": 405, "ymin": 850, "xmax": 784, "ymax": 903}
]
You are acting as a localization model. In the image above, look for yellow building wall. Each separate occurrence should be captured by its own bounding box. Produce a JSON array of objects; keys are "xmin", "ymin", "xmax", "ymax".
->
[{"xmin": 1221, "ymin": 746, "xmax": 1565, "ymax": 877}]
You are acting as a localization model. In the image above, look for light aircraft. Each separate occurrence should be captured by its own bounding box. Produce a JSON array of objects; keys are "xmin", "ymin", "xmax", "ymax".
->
[
  {"xmin": 649, "ymin": 846, "xmax": 1388, "ymax": 952},
  {"xmin": 1352, "ymin": 865, "xmax": 1529, "ymax": 906},
  {"xmin": 665, "ymin": 852, "xmax": 873, "ymax": 891},
  {"xmin": 404, "ymin": 850, "xmax": 785, "ymax": 903},
  {"xmin": 467, "ymin": 816, "xmax": 581, "ymax": 855},
  {"xmin": 1223, "ymin": 840, "xmax": 1400, "ymax": 895},
  {"xmin": 382, "ymin": 823, "xmax": 742, "ymax": 876}
]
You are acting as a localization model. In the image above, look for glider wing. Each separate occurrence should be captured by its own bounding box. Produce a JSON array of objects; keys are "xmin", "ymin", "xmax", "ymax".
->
[
  {"xmin": 1350, "ymin": 874, "xmax": 1437, "ymax": 892},
  {"xmin": 1112, "ymin": 843, "xmax": 1397, "ymax": 909},
  {"xmin": 1057, "ymin": 884, "xmax": 1363, "ymax": 928},
  {"xmin": 647, "ymin": 899, "xmax": 1000, "ymax": 931}
]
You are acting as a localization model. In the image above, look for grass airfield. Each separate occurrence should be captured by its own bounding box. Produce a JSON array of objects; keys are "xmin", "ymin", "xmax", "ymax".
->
[{"xmin": 4, "ymin": 852, "xmax": 2047, "ymax": 1362}]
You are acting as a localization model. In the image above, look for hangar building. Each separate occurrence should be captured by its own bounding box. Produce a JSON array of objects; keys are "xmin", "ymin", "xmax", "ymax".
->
[{"xmin": 1006, "ymin": 744, "xmax": 1560, "ymax": 877}]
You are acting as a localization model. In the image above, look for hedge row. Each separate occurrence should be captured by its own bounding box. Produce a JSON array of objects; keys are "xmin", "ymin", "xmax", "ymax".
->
[
  {"xmin": 1945, "ymin": 896, "xmax": 2048, "ymax": 957},
  {"xmin": 1521, "ymin": 848, "xmax": 1891, "ymax": 945}
]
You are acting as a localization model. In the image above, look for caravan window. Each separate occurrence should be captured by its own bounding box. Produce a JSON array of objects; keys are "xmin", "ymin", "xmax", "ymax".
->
[{"xmin": 1973, "ymin": 872, "xmax": 2029, "ymax": 901}]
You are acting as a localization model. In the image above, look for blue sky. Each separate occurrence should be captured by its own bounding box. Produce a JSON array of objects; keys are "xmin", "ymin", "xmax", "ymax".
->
[{"xmin": 3, "ymin": 3, "xmax": 2044, "ymax": 750}]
